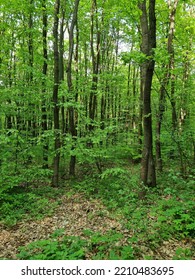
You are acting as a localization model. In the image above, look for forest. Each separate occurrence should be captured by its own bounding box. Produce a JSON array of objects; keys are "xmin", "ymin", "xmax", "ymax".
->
[{"xmin": 0, "ymin": 0, "xmax": 195, "ymax": 260}]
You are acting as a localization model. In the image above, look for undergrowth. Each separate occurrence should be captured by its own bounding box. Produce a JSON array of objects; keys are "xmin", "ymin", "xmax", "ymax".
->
[
  {"xmin": 17, "ymin": 229, "xmax": 135, "ymax": 260},
  {"xmin": 1, "ymin": 162, "xmax": 194, "ymax": 260},
  {"xmin": 0, "ymin": 185, "xmax": 63, "ymax": 226}
]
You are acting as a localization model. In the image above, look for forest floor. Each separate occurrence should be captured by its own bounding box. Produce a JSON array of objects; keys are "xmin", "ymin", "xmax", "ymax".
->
[
  {"xmin": 0, "ymin": 189, "xmax": 194, "ymax": 260},
  {"xmin": 0, "ymin": 193, "xmax": 122, "ymax": 259},
  {"xmin": 0, "ymin": 160, "xmax": 195, "ymax": 260}
]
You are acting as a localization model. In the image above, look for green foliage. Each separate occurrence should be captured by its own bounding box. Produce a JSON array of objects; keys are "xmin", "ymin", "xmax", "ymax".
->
[
  {"xmin": 70, "ymin": 166, "xmax": 194, "ymax": 259},
  {"xmin": 173, "ymin": 248, "xmax": 193, "ymax": 260},
  {"xmin": 0, "ymin": 186, "xmax": 60, "ymax": 226},
  {"xmin": 150, "ymin": 202, "xmax": 194, "ymax": 240},
  {"xmin": 1, "ymin": 0, "xmax": 195, "ymax": 261},
  {"xmin": 121, "ymin": 51, "xmax": 148, "ymax": 65},
  {"xmin": 85, "ymin": 230, "xmax": 123, "ymax": 259},
  {"xmin": 148, "ymin": 172, "xmax": 195, "ymax": 240},
  {"xmin": 1, "ymin": 163, "xmax": 194, "ymax": 260},
  {"xmin": 0, "ymin": 129, "xmax": 53, "ymax": 196},
  {"xmin": 17, "ymin": 234, "xmax": 87, "ymax": 260},
  {"xmin": 17, "ymin": 229, "xmax": 135, "ymax": 260},
  {"xmin": 72, "ymin": 165, "xmax": 139, "ymax": 211},
  {"xmin": 100, "ymin": 167, "xmax": 129, "ymax": 179}
]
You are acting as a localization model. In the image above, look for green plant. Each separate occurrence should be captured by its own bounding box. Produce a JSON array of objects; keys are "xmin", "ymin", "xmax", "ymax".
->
[
  {"xmin": 17, "ymin": 233, "xmax": 87, "ymax": 260},
  {"xmin": 149, "ymin": 196, "xmax": 195, "ymax": 240},
  {"xmin": 172, "ymin": 248, "xmax": 193, "ymax": 260},
  {"xmin": 83, "ymin": 229, "xmax": 135, "ymax": 260},
  {"xmin": 0, "ymin": 186, "xmax": 60, "ymax": 226}
]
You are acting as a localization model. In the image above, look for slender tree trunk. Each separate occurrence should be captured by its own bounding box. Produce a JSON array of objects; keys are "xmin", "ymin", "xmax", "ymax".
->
[
  {"xmin": 156, "ymin": 0, "xmax": 178, "ymax": 171},
  {"xmin": 66, "ymin": 0, "xmax": 80, "ymax": 176},
  {"xmin": 28, "ymin": 0, "xmax": 33, "ymax": 83},
  {"xmin": 139, "ymin": 0, "xmax": 156, "ymax": 187},
  {"xmin": 28, "ymin": 0, "xmax": 36, "ymax": 138},
  {"xmin": 6, "ymin": 31, "xmax": 16, "ymax": 129},
  {"xmin": 132, "ymin": 66, "xmax": 139, "ymax": 131},
  {"xmin": 138, "ymin": 27, "xmax": 145, "ymax": 157},
  {"xmin": 41, "ymin": 0, "xmax": 49, "ymax": 169},
  {"xmin": 168, "ymin": 0, "xmax": 178, "ymax": 131},
  {"xmin": 89, "ymin": 0, "xmax": 100, "ymax": 132},
  {"xmin": 52, "ymin": 0, "xmax": 60, "ymax": 187},
  {"xmin": 59, "ymin": 5, "xmax": 66, "ymax": 135}
]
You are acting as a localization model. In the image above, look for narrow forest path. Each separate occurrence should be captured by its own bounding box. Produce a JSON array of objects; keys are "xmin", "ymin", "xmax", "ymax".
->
[{"xmin": 0, "ymin": 193, "xmax": 194, "ymax": 259}]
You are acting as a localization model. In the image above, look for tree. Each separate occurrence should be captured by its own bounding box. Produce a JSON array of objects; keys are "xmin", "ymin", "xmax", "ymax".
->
[
  {"xmin": 41, "ymin": 0, "xmax": 49, "ymax": 169},
  {"xmin": 155, "ymin": 0, "xmax": 179, "ymax": 171},
  {"xmin": 139, "ymin": 0, "xmax": 156, "ymax": 186},
  {"xmin": 0, "ymin": 0, "xmax": 194, "ymax": 189},
  {"xmin": 66, "ymin": 0, "xmax": 80, "ymax": 176},
  {"xmin": 52, "ymin": 0, "xmax": 60, "ymax": 187}
]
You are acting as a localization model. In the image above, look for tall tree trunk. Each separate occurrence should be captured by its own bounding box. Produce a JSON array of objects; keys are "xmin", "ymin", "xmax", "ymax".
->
[
  {"xmin": 52, "ymin": 0, "xmax": 60, "ymax": 187},
  {"xmin": 59, "ymin": 5, "xmax": 66, "ymax": 135},
  {"xmin": 168, "ymin": 0, "xmax": 178, "ymax": 131},
  {"xmin": 41, "ymin": 0, "xmax": 49, "ymax": 169},
  {"xmin": 28, "ymin": 0, "xmax": 33, "ymax": 84},
  {"xmin": 89, "ymin": 0, "xmax": 100, "ymax": 132},
  {"xmin": 132, "ymin": 66, "xmax": 139, "ymax": 131},
  {"xmin": 28, "ymin": 0, "xmax": 36, "ymax": 138},
  {"xmin": 138, "ymin": 26, "xmax": 145, "ymax": 157},
  {"xmin": 66, "ymin": 0, "xmax": 80, "ymax": 176},
  {"xmin": 6, "ymin": 31, "xmax": 16, "ymax": 129},
  {"xmin": 156, "ymin": 0, "xmax": 179, "ymax": 171},
  {"xmin": 139, "ymin": 0, "xmax": 156, "ymax": 187}
]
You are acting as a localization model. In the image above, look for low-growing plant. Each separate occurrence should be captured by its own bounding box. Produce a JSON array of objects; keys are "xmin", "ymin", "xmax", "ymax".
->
[
  {"xmin": 0, "ymin": 186, "xmax": 60, "ymax": 226},
  {"xmin": 83, "ymin": 229, "xmax": 135, "ymax": 260},
  {"xmin": 17, "ymin": 229, "xmax": 135, "ymax": 260},
  {"xmin": 172, "ymin": 248, "xmax": 193, "ymax": 260},
  {"xmin": 17, "ymin": 234, "xmax": 87, "ymax": 260},
  {"xmin": 149, "ymin": 197, "xmax": 195, "ymax": 240}
]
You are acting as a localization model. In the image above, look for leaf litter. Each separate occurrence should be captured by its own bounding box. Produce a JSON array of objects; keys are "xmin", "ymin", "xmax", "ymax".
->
[{"xmin": 0, "ymin": 193, "xmax": 194, "ymax": 259}]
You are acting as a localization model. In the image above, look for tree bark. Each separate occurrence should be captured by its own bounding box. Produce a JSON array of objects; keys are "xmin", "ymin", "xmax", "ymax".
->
[
  {"xmin": 27, "ymin": 0, "xmax": 36, "ymax": 138},
  {"xmin": 66, "ymin": 0, "xmax": 80, "ymax": 176},
  {"xmin": 139, "ymin": 0, "xmax": 156, "ymax": 186},
  {"xmin": 41, "ymin": 0, "xmax": 49, "ymax": 169},
  {"xmin": 89, "ymin": 0, "xmax": 100, "ymax": 132},
  {"xmin": 156, "ymin": 0, "xmax": 179, "ymax": 171},
  {"xmin": 168, "ymin": 0, "xmax": 178, "ymax": 131},
  {"xmin": 59, "ymin": 5, "xmax": 66, "ymax": 135},
  {"xmin": 52, "ymin": 0, "xmax": 60, "ymax": 187}
]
